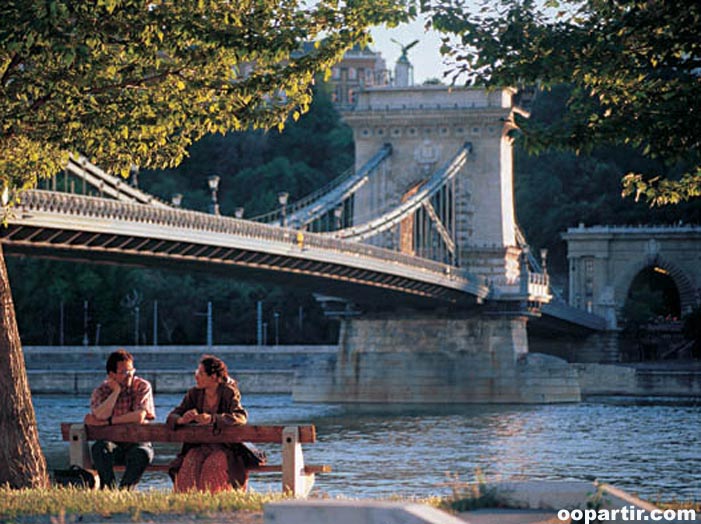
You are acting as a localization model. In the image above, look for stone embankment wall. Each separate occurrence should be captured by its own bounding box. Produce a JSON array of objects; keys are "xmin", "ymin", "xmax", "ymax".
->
[
  {"xmin": 574, "ymin": 363, "xmax": 701, "ymax": 397},
  {"xmin": 529, "ymin": 332, "xmax": 621, "ymax": 363},
  {"xmin": 23, "ymin": 345, "xmax": 701, "ymax": 398},
  {"xmin": 23, "ymin": 345, "xmax": 337, "ymax": 395}
]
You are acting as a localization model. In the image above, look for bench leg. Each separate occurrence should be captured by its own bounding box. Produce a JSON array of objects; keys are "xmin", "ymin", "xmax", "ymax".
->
[
  {"xmin": 69, "ymin": 424, "xmax": 92, "ymax": 469},
  {"xmin": 281, "ymin": 426, "xmax": 315, "ymax": 498},
  {"xmin": 68, "ymin": 424, "xmax": 100, "ymax": 490}
]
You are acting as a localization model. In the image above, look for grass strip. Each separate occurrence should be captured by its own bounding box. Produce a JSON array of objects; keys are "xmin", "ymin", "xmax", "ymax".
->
[{"xmin": 0, "ymin": 486, "xmax": 285, "ymax": 519}]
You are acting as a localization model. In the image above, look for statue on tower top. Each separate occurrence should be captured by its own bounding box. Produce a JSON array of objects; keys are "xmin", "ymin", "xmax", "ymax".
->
[
  {"xmin": 391, "ymin": 38, "xmax": 419, "ymax": 62},
  {"xmin": 390, "ymin": 38, "xmax": 418, "ymax": 87}
]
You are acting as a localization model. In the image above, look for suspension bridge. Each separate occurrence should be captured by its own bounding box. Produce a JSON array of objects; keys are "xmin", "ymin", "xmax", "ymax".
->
[{"xmin": 1, "ymin": 85, "xmax": 606, "ymax": 403}]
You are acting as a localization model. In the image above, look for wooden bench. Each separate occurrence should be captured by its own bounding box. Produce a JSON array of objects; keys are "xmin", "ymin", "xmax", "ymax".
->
[{"xmin": 60, "ymin": 423, "xmax": 330, "ymax": 497}]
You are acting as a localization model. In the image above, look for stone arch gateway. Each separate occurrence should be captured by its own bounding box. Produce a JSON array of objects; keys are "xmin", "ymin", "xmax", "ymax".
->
[{"xmin": 563, "ymin": 225, "xmax": 701, "ymax": 329}]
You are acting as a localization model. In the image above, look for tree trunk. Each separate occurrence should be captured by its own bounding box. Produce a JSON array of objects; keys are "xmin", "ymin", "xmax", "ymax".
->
[{"xmin": 0, "ymin": 243, "xmax": 48, "ymax": 488}]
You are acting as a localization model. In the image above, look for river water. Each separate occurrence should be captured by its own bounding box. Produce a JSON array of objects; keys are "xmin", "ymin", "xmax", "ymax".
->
[{"xmin": 35, "ymin": 394, "xmax": 700, "ymax": 501}]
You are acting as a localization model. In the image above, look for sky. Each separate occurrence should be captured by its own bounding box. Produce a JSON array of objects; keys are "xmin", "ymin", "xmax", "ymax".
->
[{"xmin": 369, "ymin": 16, "xmax": 451, "ymax": 85}]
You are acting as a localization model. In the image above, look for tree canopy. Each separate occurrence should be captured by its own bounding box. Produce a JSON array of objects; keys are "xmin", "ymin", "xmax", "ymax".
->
[
  {"xmin": 427, "ymin": 0, "xmax": 701, "ymax": 205},
  {"xmin": 0, "ymin": 0, "xmax": 410, "ymax": 489},
  {"xmin": 1, "ymin": 0, "xmax": 410, "ymax": 199}
]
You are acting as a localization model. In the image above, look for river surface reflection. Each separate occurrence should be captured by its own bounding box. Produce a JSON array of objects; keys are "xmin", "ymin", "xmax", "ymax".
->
[{"xmin": 35, "ymin": 394, "xmax": 700, "ymax": 500}]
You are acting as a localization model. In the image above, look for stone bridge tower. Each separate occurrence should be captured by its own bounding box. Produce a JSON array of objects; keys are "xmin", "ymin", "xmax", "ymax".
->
[
  {"xmin": 343, "ymin": 85, "xmax": 522, "ymax": 289},
  {"xmin": 293, "ymin": 86, "xmax": 580, "ymax": 404}
]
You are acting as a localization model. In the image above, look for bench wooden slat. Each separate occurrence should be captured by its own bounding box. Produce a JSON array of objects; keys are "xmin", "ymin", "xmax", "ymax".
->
[
  {"xmin": 60, "ymin": 423, "xmax": 316, "ymax": 444},
  {"xmin": 114, "ymin": 464, "xmax": 331, "ymax": 474}
]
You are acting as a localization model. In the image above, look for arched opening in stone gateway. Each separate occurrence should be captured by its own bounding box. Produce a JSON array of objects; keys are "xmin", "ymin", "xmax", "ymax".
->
[
  {"xmin": 624, "ymin": 266, "xmax": 681, "ymax": 321},
  {"xmin": 621, "ymin": 266, "xmax": 683, "ymax": 361}
]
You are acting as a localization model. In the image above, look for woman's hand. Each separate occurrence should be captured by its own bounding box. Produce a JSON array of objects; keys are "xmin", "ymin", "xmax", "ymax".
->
[
  {"xmin": 193, "ymin": 413, "xmax": 213, "ymax": 425},
  {"xmin": 177, "ymin": 409, "xmax": 198, "ymax": 425}
]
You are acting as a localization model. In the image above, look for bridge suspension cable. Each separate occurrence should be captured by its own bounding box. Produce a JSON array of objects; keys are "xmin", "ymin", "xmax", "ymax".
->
[
  {"xmin": 249, "ymin": 144, "xmax": 392, "ymax": 226},
  {"xmin": 44, "ymin": 156, "xmax": 170, "ymax": 208},
  {"xmin": 328, "ymin": 143, "xmax": 471, "ymax": 242}
]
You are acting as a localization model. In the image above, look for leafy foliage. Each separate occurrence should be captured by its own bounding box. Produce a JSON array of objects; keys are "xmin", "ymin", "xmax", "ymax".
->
[
  {"xmin": 514, "ymin": 87, "xmax": 701, "ymax": 274},
  {"xmin": 1, "ymin": 0, "xmax": 410, "ymax": 196},
  {"xmin": 427, "ymin": 0, "xmax": 701, "ymax": 205}
]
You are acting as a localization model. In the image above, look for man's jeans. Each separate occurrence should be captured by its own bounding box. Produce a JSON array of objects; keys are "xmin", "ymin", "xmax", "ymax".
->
[{"xmin": 91, "ymin": 440, "xmax": 154, "ymax": 489}]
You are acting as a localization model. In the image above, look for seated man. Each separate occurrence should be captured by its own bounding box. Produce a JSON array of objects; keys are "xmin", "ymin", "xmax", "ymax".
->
[{"xmin": 84, "ymin": 349, "xmax": 155, "ymax": 489}]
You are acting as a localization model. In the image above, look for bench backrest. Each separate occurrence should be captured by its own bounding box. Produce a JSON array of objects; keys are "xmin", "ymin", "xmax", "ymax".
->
[{"xmin": 60, "ymin": 423, "xmax": 316, "ymax": 444}]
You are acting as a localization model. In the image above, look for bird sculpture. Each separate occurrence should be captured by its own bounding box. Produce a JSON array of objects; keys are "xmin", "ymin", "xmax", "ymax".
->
[{"xmin": 390, "ymin": 38, "xmax": 419, "ymax": 61}]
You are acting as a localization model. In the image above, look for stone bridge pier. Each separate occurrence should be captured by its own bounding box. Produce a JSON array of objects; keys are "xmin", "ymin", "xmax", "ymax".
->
[{"xmin": 293, "ymin": 311, "xmax": 580, "ymax": 403}]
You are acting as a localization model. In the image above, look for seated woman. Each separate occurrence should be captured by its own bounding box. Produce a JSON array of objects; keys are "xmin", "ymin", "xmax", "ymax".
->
[{"xmin": 167, "ymin": 355, "xmax": 249, "ymax": 492}]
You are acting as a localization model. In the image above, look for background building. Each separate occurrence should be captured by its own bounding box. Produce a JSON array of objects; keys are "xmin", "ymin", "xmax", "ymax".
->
[{"xmin": 327, "ymin": 45, "xmax": 390, "ymax": 109}]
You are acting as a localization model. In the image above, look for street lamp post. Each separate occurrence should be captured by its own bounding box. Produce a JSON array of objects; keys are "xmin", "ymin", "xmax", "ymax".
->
[
  {"xmin": 59, "ymin": 301, "xmax": 64, "ymax": 346},
  {"xmin": 273, "ymin": 311, "xmax": 280, "ymax": 346},
  {"xmin": 152, "ymin": 300, "xmax": 158, "ymax": 347},
  {"xmin": 82, "ymin": 300, "xmax": 89, "ymax": 346},
  {"xmin": 130, "ymin": 164, "xmax": 140, "ymax": 188},
  {"xmin": 278, "ymin": 191, "xmax": 289, "ymax": 227},
  {"xmin": 540, "ymin": 248, "xmax": 549, "ymax": 275},
  {"xmin": 134, "ymin": 304, "xmax": 140, "ymax": 346},
  {"xmin": 256, "ymin": 300, "xmax": 263, "ymax": 346},
  {"xmin": 208, "ymin": 175, "xmax": 220, "ymax": 215},
  {"xmin": 121, "ymin": 289, "xmax": 142, "ymax": 345},
  {"xmin": 333, "ymin": 205, "xmax": 344, "ymax": 230},
  {"xmin": 193, "ymin": 302, "xmax": 214, "ymax": 347},
  {"xmin": 206, "ymin": 301, "xmax": 213, "ymax": 348}
]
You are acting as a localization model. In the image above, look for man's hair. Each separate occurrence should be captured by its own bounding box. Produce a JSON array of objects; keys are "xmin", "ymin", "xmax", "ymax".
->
[
  {"xmin": 200, "ymin": 354, "xmax": 229, "ymax": 382},
  {"xmin": 106, "ymin": 349, "xmax": 134, "ymax": 374}
]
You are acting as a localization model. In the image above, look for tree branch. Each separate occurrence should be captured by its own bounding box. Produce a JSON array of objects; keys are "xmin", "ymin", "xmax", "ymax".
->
[
  {"xmin": 85, "ymin": 67, "xmax": 188, "ymax": 96},
  {"xmin": 0, "ymin": 53, "xmax": 22, "ymax": 87}
]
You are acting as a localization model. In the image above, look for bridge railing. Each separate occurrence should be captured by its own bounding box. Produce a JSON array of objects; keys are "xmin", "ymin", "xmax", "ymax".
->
[
  {"xmin": 17, "ymin": 190, "xmax": 483, "ymax": 287},
  {"xmin": 527, "ymin": 272, "xmax": 551, "ymax": 300}
]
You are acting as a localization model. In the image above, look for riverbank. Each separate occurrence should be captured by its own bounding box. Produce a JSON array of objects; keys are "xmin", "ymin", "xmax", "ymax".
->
[
  {"xmin": 0, "ymin": 486, "xmax": 274, "ymax": 523},
  {"xmin": 23, "ymin": 346, "xmax": 701, "ymax": 398},
  {"xmin": 3, "ymin": 482, "xmax": 698, "ymax": 524}
]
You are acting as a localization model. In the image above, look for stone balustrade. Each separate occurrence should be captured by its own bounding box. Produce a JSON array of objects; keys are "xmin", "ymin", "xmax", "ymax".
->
[{"xmin": 527, "ymin": 272, "xmax": 551, "ymax": 300}]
